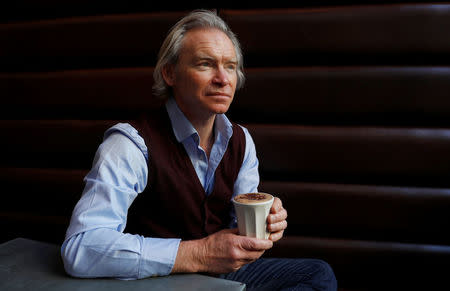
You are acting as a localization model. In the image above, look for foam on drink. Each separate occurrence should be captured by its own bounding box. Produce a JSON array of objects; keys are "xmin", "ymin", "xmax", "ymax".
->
[{"xmin": 234, "ymin": 192, "xmax": 273, "ymax": 204}]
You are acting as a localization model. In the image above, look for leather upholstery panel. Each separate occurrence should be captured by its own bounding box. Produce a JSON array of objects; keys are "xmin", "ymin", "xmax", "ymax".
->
[
  {"xmin": 3, "ymin": 67, "xmax": 450, "ymax": 124},
  {"xmin": 248, "ymin": 124, "xmax": 450, "ymax": 187},
  {"xmin": 260, "ymin": 181, "xmax": 450, "ymax": 244},
  {"xmin": 3, "ymin": 120, "xmax": 450, "ymax": 187},
  {"xmin": 221, "ymin": 5, "xmax": 450, "ymax": 66},
  {"xmin": 266, "ymin": 235, "xmax": 450, "ymax": 289},
  {"xmin": 0, "ymin": 12, "xmax": 186, "ymax": 71}
]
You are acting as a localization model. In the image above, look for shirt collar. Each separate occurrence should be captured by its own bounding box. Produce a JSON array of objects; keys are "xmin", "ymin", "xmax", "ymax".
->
[{"xmin": 165, "ymin": 97, "xmax": 233, "ymax": 143}]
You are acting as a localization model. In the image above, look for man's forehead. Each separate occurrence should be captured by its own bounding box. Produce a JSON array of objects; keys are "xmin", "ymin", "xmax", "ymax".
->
[{"xmin": 181, "ymin": 28, "xmax": 236, "ymax": 59}]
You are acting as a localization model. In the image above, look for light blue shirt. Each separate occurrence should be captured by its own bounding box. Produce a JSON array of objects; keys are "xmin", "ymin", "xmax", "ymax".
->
[{"xmin": 61, "ymin": 97, "xmax": 260, "ymax": 279}]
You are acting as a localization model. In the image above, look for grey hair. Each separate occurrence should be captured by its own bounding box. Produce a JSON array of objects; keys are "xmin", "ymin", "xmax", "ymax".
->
[{"xmin": 152, "ymin": 9, "xmax": 245, "ymax": 99}]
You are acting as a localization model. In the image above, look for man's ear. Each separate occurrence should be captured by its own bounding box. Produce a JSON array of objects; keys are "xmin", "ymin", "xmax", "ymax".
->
[{"xmin": 162, "ymin": 64, "xmax": 175, "ymax": 86}]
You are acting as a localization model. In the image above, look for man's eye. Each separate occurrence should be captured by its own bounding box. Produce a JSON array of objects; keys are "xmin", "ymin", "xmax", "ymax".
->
[{"xmin": 225, "ymin": 64, "xmax": 237, "ymax": 72}]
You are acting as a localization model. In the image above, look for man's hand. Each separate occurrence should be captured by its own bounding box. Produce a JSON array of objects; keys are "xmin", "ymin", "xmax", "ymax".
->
[
  {"xmin": 267, "ymin": 197, "xmax": 288, "ymax": 242},
  {"xmin": 172, "ymin": 228, "xmax": 273, "ymax": 274}
]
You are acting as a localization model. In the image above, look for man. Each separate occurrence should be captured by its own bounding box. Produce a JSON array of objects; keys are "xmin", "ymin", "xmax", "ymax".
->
[{"xmin": 61, "ymin": 10, "xmax": 337, "ymax": 290}]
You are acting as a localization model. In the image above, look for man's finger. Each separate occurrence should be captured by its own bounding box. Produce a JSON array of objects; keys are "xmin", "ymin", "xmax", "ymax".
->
[
  {"xmin": 269, "ymin": 230, "xmax": 284, "ymax": 242},
  {"xmin": 270, "ymin": 197, "xmax": 283, "ymax": 213},
  {"xmin": 268, "ymin": 220, "xmax": 288, "ymax": 233},
  {"xmin": 267, "ymin": 208, "xmax": 288, "ymax": 224}
]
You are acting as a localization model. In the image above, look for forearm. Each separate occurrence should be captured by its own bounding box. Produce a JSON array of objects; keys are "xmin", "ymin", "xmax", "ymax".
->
[{"xmin": 62, "ymin": 228, "xmax": 180, "ymax": 279}]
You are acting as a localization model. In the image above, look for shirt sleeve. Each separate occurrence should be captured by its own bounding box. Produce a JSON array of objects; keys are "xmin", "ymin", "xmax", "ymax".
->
[
  {"xmin": 61, "ymin": 123, "xmax": 180, "ymax": 279},
  {"xmin": 230, "ymin": 125, "xmax": 260, "ymax": 227}
]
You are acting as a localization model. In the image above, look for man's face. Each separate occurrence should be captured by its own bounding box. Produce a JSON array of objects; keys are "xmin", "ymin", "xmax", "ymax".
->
[{"xmin": 163, "ymin": 28, "xmax": 238, "ymax": 121}]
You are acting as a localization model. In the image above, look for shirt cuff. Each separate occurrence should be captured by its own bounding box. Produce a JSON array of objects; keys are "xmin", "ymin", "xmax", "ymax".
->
[{"xmin": 138, "ymin": 236, "xmax": 181, "ymax": 279}]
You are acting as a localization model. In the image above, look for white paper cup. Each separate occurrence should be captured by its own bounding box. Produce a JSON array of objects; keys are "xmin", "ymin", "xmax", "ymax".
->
[{"xmin": 232, "ymin": 193, "xmax": 274, "ymax": 239}]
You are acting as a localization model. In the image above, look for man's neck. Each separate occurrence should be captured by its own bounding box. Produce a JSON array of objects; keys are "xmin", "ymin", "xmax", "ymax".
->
[
  {"xmin": 171, "ymin": 97, "xmax": 217, "ymax": 158},
  {"xmin": 192, "ymin": 115, "xmax": 216, "ymax": 159}
]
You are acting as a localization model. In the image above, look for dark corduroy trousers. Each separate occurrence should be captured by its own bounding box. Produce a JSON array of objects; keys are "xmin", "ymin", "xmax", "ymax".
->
[{"xmin": 219, "ymin": 258, "xmax": 337, "ymax": 291}]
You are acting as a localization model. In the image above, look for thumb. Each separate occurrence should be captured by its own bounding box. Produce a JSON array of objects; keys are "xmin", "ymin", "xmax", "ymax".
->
[{"xmin": 240, "ymin": 237, "xmax": 273, "ymax": 251}]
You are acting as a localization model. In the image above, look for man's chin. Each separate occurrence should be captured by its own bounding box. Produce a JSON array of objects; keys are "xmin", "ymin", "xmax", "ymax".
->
[{"xmin": 210, "ymin": 104, "xmax": 231, "ymax": 115}]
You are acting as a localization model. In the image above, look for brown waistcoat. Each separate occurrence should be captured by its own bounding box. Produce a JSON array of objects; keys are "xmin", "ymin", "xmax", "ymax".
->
[{"xmin": 125, "ymin": 107, "xmax": 246, "ymax": 240}]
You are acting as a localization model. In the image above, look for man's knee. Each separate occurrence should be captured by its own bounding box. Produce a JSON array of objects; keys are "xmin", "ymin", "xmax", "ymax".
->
[{"xmin": 310, "ymin": 259, "xmax": 337, "ymax": 291}]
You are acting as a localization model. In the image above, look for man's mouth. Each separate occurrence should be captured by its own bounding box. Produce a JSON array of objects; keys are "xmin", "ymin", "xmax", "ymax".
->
[{"xmin": 207, "ymin": 92, "xmax": 231, "ymax": 97}]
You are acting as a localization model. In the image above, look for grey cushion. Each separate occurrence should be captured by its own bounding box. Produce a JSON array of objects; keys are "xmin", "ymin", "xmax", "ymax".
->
[{"xmin": 0, "ymin": 238, "xmax": 245, "ymax": 291}]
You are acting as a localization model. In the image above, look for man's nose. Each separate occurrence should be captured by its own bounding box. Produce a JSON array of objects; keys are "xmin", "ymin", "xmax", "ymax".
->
[{"xmin": 212, "ymin": 66, "xmax": 230, "ymax": 86}]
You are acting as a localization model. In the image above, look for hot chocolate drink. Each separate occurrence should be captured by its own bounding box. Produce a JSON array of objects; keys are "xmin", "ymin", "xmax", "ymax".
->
[
  {"xmin": 234, "ymin": 193, "xmax": 273, "ymax": 204},
  {"xmin": 232, "ymin": 192, "xmax": 274, "ymax": 239}
]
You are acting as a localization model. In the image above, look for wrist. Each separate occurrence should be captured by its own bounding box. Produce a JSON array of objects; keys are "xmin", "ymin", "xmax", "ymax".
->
[{"xmin": 172, "ymin": 239, "xmax": 205, "ymax": 273}]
